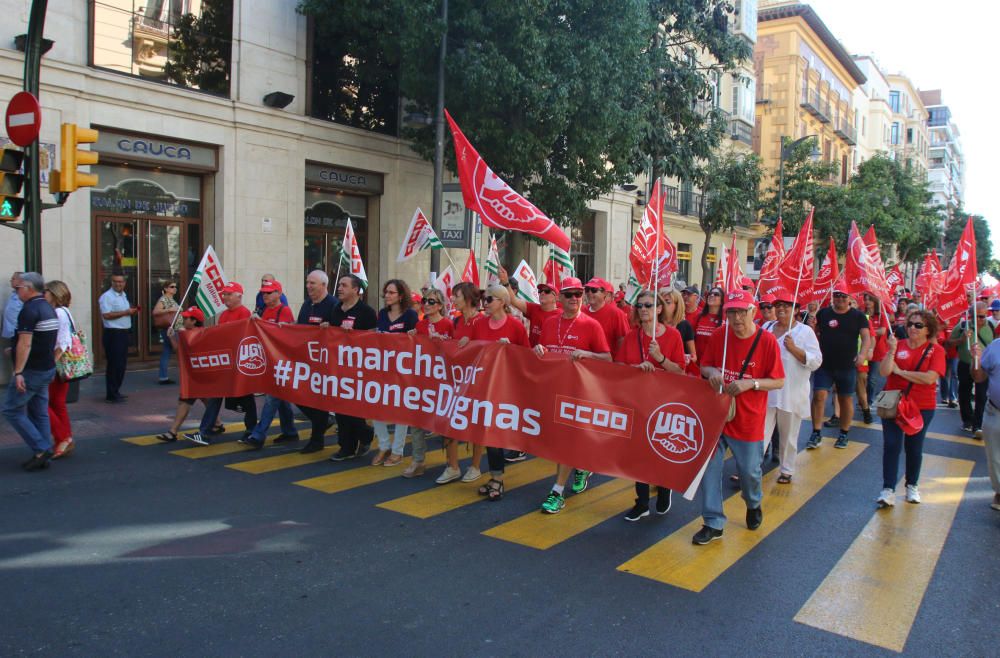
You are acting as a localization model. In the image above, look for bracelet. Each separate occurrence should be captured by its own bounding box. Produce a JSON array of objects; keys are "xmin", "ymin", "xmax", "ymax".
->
[
  {"xmin": 657, "ymin": 356, "xmax": 665, "ymax": 365},
  {"xmin": 13, "ymin": 371, "xmax": 23, "ymax": 376}
]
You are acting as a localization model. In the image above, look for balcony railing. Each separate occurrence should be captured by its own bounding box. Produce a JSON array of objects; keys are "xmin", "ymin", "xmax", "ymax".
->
[
  {"xmin": 663, "ymin": 186, "xmax": 704, "ymax": 218},
  {"xmin": 729, "ymin": 118, "xmax": 753, "ymax": 145},
  {"xmin": 800, "ymin": 88, "xmax": 830, "ymax": 123},
  {"xmin": 833, "ymin": 118, "xmax": 857, "ymax": 145}
]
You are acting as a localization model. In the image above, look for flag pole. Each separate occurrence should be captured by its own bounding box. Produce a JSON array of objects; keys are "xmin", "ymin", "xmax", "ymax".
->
[{"xmin": 168, "ymin": 277, "xmax": 197, "ymax": 331}]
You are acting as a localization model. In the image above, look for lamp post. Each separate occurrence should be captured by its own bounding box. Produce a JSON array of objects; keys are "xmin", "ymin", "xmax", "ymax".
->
[
  {"xmin": 776, "ymin": 134, "xmax": 818, "ymax": 222},
  {"xmin": 429, "ymin": 0, "xmax": 448, "ymax": 275}
]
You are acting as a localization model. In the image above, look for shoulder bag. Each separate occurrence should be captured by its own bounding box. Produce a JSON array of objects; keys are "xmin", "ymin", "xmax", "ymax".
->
[
  {"xmin": 55, "ymin": 309, "xmax": 94, "ymax": 382},
  {"xmin": 874, "ymin": 343, "xmax": 932, "ymax": 420},
  {"xmin": 725, "ymin": 329, "xmax": 764, "ymax": 422}
]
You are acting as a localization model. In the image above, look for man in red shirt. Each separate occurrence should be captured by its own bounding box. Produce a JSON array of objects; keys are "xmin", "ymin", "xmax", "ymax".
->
[
  {"xmin": 694, "ymin": 289, "xmax": 785, "ymax": 545},
  {"xmin": 534, "ymin": 277, "xmax": 611, "ymax": 514},
  {"xmin": 498, "ymin": 266, "xmax": 561, "ymax": 348},
  {"xmin": 682, "ymin": 285, "xmax": 704, "ymax": 326},
  {"xmin": 184, "ymin": 282, "xmax": 257, "ymax": 445},
  {"xmin": 583, "ymin": 277, "xmax": 629, "ymax": 353}
]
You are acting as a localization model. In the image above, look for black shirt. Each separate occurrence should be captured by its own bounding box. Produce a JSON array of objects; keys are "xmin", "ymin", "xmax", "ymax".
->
[
  {"xmin": 297, "ymin": 294, "xmax": 339, "ymax": 326},
  {"xmin": 16, "ymin": 296, "xmax": 59, "ymax": 371},
  {"xmin": 816, "ymin": 306, "xmax": 869, "ymax": 367},
  {"xmin": 331, "ymin": 300, "xmax": 377, "ymax": 331},
  {"xmin": 676, "ymin": 319, "xmax": 695, "ymax": 355}
]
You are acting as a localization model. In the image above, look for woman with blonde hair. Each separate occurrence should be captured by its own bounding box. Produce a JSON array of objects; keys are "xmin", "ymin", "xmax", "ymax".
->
[
  {"xmin": 658, "ymin": 287, "xmax": 697, "ymax": 372},
  {"xmin": 151, "ymin": 280, "xmax": 181, "ymax": 384},
  {"xmin": 44, "ymin": 280, "xmax": 76, "ymax": 459}
]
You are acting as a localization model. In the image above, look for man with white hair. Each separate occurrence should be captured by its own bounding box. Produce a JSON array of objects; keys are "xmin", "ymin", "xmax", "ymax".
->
[{"xmin": 296, "ymin": 270, "xmax": 344, "ymax": 454}]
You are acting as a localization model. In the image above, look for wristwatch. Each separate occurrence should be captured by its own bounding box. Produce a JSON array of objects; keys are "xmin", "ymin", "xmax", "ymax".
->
[
  {"xmin": 753, "ymin": 379, "xmax": 759, "ymax": 391},
  {"xmin": 13, "ymin": 371, "xmax": 23, "ymax": 376}
]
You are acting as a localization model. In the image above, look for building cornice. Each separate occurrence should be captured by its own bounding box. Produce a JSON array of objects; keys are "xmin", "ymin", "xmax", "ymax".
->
[{"xmin": 758, "ymin": 4, "xmax": 867, "ymax": 86}]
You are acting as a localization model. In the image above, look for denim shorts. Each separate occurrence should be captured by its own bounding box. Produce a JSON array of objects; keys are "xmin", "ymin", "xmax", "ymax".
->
[{"xmin": 814, "ymin": 366, "xmax": 857, "ymax": 394}]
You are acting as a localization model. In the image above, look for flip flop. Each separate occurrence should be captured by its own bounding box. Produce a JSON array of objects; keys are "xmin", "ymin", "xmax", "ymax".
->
[{"xmin": 777, "ymin": 473, "xmax": 792, "ymax": 484}]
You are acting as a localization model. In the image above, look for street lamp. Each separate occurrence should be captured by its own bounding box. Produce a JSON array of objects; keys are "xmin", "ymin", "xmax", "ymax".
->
[
  {"xmin": 776, "ymin": 134, "xmax": 819, "ymax": 221},
  {"xmin": 429, "ymin": 0, "xmax": 448, "ymax": 275}
]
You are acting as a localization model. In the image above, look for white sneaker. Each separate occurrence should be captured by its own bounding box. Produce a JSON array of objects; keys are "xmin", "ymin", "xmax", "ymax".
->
[
  {"xmin": 876, "ymin": 488, "xmax": 895, "ymax": 508},
  {"xmin": 435, "ymin": 466, "xmax": 461, "ymax": 485},
  {"xmin": 461, "ymin": 466, "xmax": 483, "ymax": 483},
  {"xmin": 905, "ymin": 485, "xmax": 921, "ymax": 504}
]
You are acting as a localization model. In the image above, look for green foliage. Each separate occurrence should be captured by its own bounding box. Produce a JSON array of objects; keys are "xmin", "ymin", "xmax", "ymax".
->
[
  {"xmin": 759, "ymin": 137, "xmax": 840, "ymax": 236},
  {"xmin": 164, "ymin": 0, "xmax": 233, "ymax": 95},
  {"xmin": 944, "ymin": 209, "xmax": 992, "ymax": 273}
]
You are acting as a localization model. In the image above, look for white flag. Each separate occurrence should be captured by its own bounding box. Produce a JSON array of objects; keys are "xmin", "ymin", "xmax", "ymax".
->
[
  {"xmin": 340, "ymin": 219, "xmax": 368, "ymax": 286},
  {"xmin": 484, "ymin": 234, "xmax": 501, "ymax": 286},
  {"xmin": 623, "ymin": 266, "xmax": 642, "ymax": 305},
  {"xmin": 432, "ymin": 266, "xmax": 456, "ymax": 312},
  {"xmin": 397, "ymin": 208, "xmax": 443, "ymax": 263},
  {"xmin": 192, "ymin": 245, "xmax": 229, "ymax": 319},
  {"xmin": 511, "ymin": 260, "xmax": 539, "ymax": 304}
]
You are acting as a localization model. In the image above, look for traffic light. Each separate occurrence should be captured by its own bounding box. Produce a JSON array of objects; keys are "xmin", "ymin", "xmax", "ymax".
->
[
  {"xmin": 0, "ymin": 148, "xmax": 25, "ymax": 221},
  {"xmin": 51, "ymin": 123, "xmax": 99, "ymax": 193}
]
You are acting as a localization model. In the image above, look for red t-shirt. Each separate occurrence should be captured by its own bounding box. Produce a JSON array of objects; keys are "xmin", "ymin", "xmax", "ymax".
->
[
  {"xmin": 452, "ymin": 313, "xmax": 483, "ymax": 341},
  {"xmin": 584, "ymin": 303, "xmax": 629, "ymax": 351},
  {"xmin": 693, "ymin": 313, "xmax": 723, "ymax": 363},
  {"xmin": 525, "ymin": 302, "xmax": 562, "ymax": 347},
  {"xmin": 471, "ymin": 315, "xmax": 530, "ymax": 347},
  {"xmin": 884, "ymin": 341, "xmax": 946, "ymax": 410},
  {"xmin": 539, "ymin": 312, "xmax": 610, "ymax": 355},
  {"xmin": 219, "ymin": 305, "xmax": 251, "ymax": 324},
  {"xmin": 416, "ymin": 317, "xmax": 454, "ymax": 338},
  {"xmin": 614, "ymin": 325, "xmax": 685, "ymax": 370},
  {"xmin": 870, "ymin": 313, "xmax": 890, "ymax": 362},
  {"xmin": 702, "ymin": 326, "xmax": 785, "ymax": 442},
  {"xmin": 260, "ymin": 304, "xmax": 294, "ymax": 324}
]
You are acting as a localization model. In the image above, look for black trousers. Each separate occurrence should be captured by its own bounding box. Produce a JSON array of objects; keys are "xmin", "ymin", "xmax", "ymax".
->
[
  {"xmin": 102, "ymin": 328, "xmax": 129, "ymax": 400},
  {"xmin": 635, "ymin": 483, "xmax": 671, "ymax": 504},
  {"xmin": 957, "ymin": 361, "xmax": 986, "ymax": 429},
  {"xmin": 297, "ymin": 405, "xmax": 330, "ymax": 445},
  {"xmin": 335, "ymin": 413, "xmax": 373, "ymax": 454},
  {"xmin": 485, "ymin": 446, "xmax": 506, "ymax": 475}
]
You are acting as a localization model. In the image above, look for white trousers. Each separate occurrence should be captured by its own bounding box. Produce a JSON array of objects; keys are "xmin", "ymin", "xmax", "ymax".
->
[
  {"xmin": 374, "ymin": 421, "xmax": 408, "ymax": 456},
  {"xmin": 763, "ymin": 407, "xmax": 804, "ymax": 476}
]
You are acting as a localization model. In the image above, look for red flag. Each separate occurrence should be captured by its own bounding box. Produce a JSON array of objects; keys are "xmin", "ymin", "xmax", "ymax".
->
[
  {"xmin": 724, "ymin": 234, "xmax": 743, "ymax": 294},
  {"xmin": 915, "ymin": 250, "xmax": 942, "ymax": 299},
  {"xmin": 775, "ymin": 209, "xmax": 815, "ymax": 304},
  {"xmin": 936, "ymin": 217, "xmax": 979, "ymax": 322},
  {"xmin": 713, "ymin": 250, "xmax": 725, "ymax": 290},
  {"xmin": 845, "ymin": 221, "xmax": 892, "ymax": 307},
  {"xmin": 810, "ymin": 237, "xmax": 839, "ymax": 305},
  {"xmin": 630, "ymin": 179, "xmax": 666, "ymax": 288},
  {"xmin": 863, "ymin": 225, "xmax": 886, "ymax": 272},
  {"xmin": 756, "ymin": 218, "xmax": 785, "ymax": 297},
  {"xmin": 885, "ymin": 264, "xmax": 903, "ymax": 292},
  {"xmin": 445, "ymin": 110, "xmax": 571, "ymax": 251},
  {"xmin": 462, "ymin": 250, "xmax": 480, "ymax": 287}
]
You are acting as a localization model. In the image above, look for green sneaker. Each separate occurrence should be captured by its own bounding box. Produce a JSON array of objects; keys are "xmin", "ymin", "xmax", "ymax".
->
[
  {"xmin": 541, "ymin": 491, "xmax": 565, "ymax": 514},
  {"xmin": 571, "ymin": 469, "xmax": 591, "ymax": 494}
]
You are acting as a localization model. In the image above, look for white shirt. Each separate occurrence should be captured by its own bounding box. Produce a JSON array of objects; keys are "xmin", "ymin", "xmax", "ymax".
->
[
  {"xmin": 99, "ymin": 288, "xmax": 132, "ymax": 329},
  {"xmin": 765, "ymin": 320, "xmax": 823, "ymax": 418},
  {"xmin": 54, "ymin": 307, "xmax": 72, "ymax": 352}
]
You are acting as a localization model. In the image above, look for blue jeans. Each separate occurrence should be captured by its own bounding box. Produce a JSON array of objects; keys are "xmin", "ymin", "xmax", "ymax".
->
[
  {"xmin": 941, "ymin": 357, "xmax": 958, "ymax": 402},
  {"xmin": 699, "ymin": 434, "xmax": 765, "ymax": 530},
  {"xmin": 200, "ymin": 397, "xmax": 258, "ymax": 435},
  {"xmin": 881, "ymin": 409, "xmax": 934, "ymax": 489},
  {"xmin": 158, "ymin": 329, "xmax": 173, "ymax": 380},
  {"xmin": 867, "ymin": 360, "xmax": 886, "ymax": 403},
  {"xmin": 249, "ymin": 395, "xmax": 295, "ymax": 441},
  {"xmin": 3, "ymin": 367, "xmax": 56, "ymax": 453}
]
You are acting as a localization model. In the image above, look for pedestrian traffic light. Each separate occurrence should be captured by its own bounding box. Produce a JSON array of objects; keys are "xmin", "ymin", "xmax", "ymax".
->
[
  {"xmin": 51, "ymin": 123, "xmax": 99, "ymax": 193},
  {"xmin": 0, "ymin": 147, "xmax": 25, "ymax": 221}
]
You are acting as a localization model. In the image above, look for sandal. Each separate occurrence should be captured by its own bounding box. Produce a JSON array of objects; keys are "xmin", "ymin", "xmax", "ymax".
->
[
  {"xmin": 777, "ymin": 473, "xmax": 792, "ymax": 484},
  {"xmin": 479, "ymin": 478, "xmax": 504, "ymax": 501},
  {"xmin": 156, "ymin": 431, "xmax": 178, "ymax": 442}
]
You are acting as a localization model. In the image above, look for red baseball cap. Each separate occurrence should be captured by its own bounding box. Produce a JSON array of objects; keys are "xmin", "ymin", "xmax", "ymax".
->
[
  {"xmin": 723, "ymin": 289, "xmax": 756, "ymax": 311},
  {"xmin": 559, "ymin": 276, "xmax": 585, "ymax": 292},
  {"xmin": 537, "ymin": 281, "xmax": 556, "ymax": 293},
  {"xmin": 222, "ymin": 282, "xmax": 244, "ymax": 295},
  {"xmin": 180, "ymin": 306, "xmax": 205, "ymax": 323},
  {"xmin": 260, "ymin": 280, "xmax": 283, "ymax": 294},
  {"xmin": 759, "ymin": 293, "xmax": 776, "ymax": 305},
  {"xmin": 771, "ymin": 286, "xmax": 796, "ymax": 305},
  {"xmin": 584, "ymin": 277, "xmax": 614, "ymax": 292},
  {"xmin": 832, "ymin": 278, "xmax": 850, "ymax": 295},
  {"xmin": 614, "ymin": 290, "xmax": 625, "ymax": 303}
]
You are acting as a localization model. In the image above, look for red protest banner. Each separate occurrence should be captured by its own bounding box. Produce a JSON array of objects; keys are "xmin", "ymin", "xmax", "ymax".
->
[{"xmin": 180, "ymin": 320, "xmax": 732, "ymax": 497}]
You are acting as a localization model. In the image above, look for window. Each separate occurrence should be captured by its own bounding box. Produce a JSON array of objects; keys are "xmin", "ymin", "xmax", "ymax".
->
[
  {"xmin": 889, "ymin": 91, "xmax": 900, "ymax": 113},
  {"xmin": 571, "ymin": 212, "xmax": 596, "ymax": 283},
  {"xmin": 677, "ymin": 243, "xmax": 692, "ymax": 286},
  {"xmin": 862, "ymin": 116, "xmax": 866, "ymax": 137},
  {"xmin": 906, "ymin": 128, "xmax": 913, "ymax": 144},
  {"xmin": 706, "ymin": 247, "xmax": 718, "ymax": 287},
  {"xmin": 92, "ymin": 0, "xmax": 233, "ymax": 96},
  {"xmin": 891, "ymin": 122, "xmax": 900, "ymax": 145}
]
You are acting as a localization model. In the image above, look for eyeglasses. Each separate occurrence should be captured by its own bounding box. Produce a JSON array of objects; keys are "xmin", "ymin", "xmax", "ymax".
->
[
  {"xmin": 832, "ymin": 293, "xmax": 849, "ymax": 298},
  {"xmin": 584, "ymin": 287, "xmax": 602, "ymax": 294},
  {"xmin": 907, "ymin": 321, "xmax": 926, "ymax": 329},
  {"xmin": 421, "ymin": 298, "xmax": 439, "ymax": 305},
  {"xmin": 562, "ymin": 291, "xmax": 584, "ymax": 298},
  {"xmin": 759, "ymin": 304, "xmax": 773, "ymax": 310},
  {"xmin": 635, "ymin": 303, "xmax": 656, "ymax": 309}
]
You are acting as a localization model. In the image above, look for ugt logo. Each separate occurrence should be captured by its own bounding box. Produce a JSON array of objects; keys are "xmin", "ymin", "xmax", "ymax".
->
[
  {"xmin": 237, "ymin": 337, "xmax": 267, "ymax": 376},
  {"xmin": 645, "ymin": 403, "xmax": 704, "ymax": 464}
]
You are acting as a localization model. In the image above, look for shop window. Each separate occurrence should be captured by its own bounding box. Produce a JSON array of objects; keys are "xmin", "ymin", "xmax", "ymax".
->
[
  {"xmin": 571, "ymin": 212, "xmax": 596, "ymax": 283},
  {"xmin": 677, "ymin": 242, "xmax": 692, "ymax": 286},
  {"xmin": 92, "ymin": 0, "xmax": 233, "ymax": 96}
]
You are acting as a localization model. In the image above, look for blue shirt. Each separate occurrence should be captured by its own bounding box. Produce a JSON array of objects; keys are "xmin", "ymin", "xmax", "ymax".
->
[
  {"xmin": 977, "ymin": 341, "xmax": 1000, "ymax": 407},
  {"xmin": 377, "ymin": 308, "xmax": 418, "ymax": 333},
  {"xmin": 2, "ymin": 292, "xmax": 22, "ymax": 339},
  {"xmin": 99, "ymin": 288, "xmax": 132, "ymax": 329}
]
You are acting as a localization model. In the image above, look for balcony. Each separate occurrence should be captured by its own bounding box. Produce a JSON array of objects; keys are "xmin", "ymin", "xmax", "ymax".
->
[
  {"xmin": 800, "ymin": 88, "xmax": 830, "ymax": 123},
  {"xmin": 833, "ymin": 119, "xmax": 857, "ymax": 145},
  {"xmin": 729, "ymin": 118, "xmax": 753, "ymax": 146},
  {"xmin": 663, "ymin": 186, "xmax": 704, "ymax": 217}
]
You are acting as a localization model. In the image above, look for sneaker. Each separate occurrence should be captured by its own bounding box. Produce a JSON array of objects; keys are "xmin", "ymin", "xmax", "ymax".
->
[
  {"xmin": 806, "ymin": 431, "xmax": 822, "ymax": 449},
  {"xmin": 947, "ymin": 400, "xmax": 958, "ymax": 409},
  {"xmin": 862, "ymin": 408, "xmax": 873, "ymax": 425},
  {"xmin": 991, "ymin": 493, "xmax": 1000, "ymax": 511},
  {"xmin": 329, "ymin": 448, "xmax": 357, "ymax": 462},
  {"xmin": 974, "ymin": 428, "xmax": 983, "ymax": 440},
  {"xmin": 905, "ymin": 484, "xmax": 921, "ymax": 504},
  {"xmin": 541, "ymin": 491, "xmax": 566, "ymax": 514},
  {"xmin": 299, "ymin": 440, "xmax": 324, "ymax": 454},
  {"xmin": 655, "ymin": 489, "xmax": 672, "ymax": 515},
  {"xmin": 504, "ymin": 450, "xmax": 528, "ymax": 463},
  {"xmin": 158, "ymin": 378, "xmax": 175, "ymax": 385},
  {"xmin": 624, "ymin": 500, "xmax": 649, "ymax": 522},
  {"xmin": 183, "ymin": 432, "xmax": 210, "ymax": 446},
  {"xmin": 273, "ymin": 433, "xmax": 300, "ymax": 444},
  {"xmin": 402, "ymin": 461, "xmax": 425, "ymax": 478},
  {"xmin": 435, "ymin": 466, "xmax": 461, "ymax": 484},
  {"xmin": 355, "ymin": 443, "xmax": 372, "ymax": 457},
  {"xmin": 746, "ymin": 506, "xmax": 763, "ymax": 530},
  {"xmin": 237, "ymin": 435, "xmax": 263, "ymax": 450},
  {"xmin": 461, "ymin": 466, "xmax": 483, "ymax": 483},
  {"xmin": 876, "ymin": 488, "xmax": 895, "ymax": 508},
  {"xmin": 962, "ymin": 424, "xmax": 974, "ymax": 433},
  {"xmin": 692, "ymin": 525, "xmax": 723, "ymax": 545},
  {"xmin": 834, "ymin": 432, "xmax": 849, "ymax": 449},
  {"xmin": 571, "ymin": 469, "xmax": 592, "ymax": 494},
  {"xmin": 823, "ymin": 415, "xmax": 840, "ymax": 428}
]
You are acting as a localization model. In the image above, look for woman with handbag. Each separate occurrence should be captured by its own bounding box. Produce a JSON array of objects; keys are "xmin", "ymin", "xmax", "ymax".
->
[
  {"xmin": 44, "ymin": 281, "xmax": 76, "ymax": 459},
  {"xmin": 876, "ymin": 309, "xmax": 946, "ymax": 508},
  {"xmin": 152, "ymin": 281, "xmax": 181, "ymax": 385}
]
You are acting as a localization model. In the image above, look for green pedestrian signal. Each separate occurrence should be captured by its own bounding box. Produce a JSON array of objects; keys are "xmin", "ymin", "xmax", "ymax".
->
[{"xmin": 0, "ymin": 147, "xmax": 25, "ymax": 221}]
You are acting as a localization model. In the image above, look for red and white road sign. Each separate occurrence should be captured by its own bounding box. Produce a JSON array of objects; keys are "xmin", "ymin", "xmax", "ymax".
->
[{"xmin": 5, "ymin": 92, "xmax": 41, "ymax": 147}]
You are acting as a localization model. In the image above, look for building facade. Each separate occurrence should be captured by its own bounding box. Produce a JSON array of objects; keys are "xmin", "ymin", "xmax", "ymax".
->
[
  {"xmin": 851, "ymin": 55, "xmax": 893, "ymax": 172},
  {"xmin": 885, "ymin": 73, "xmax": 929, "ymax": 179},
  {"xmin": 919, "ymin": 89, "xmax": 964, "ymax": 222}
]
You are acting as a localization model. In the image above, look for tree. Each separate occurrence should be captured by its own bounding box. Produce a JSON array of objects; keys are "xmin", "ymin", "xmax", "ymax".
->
[
  {"xmin": 164, "ymin": 0, "xmax": 233, "ymax": 95},
  {"xmin": 695, "ymin": 149, "xmax": 762, "ymax": 290},
  {"xmin": 759, "ymin": 137, "xmax": 842, "ymax": 239},
  {"xmin": 944, "ymin": 208, "xmax": 992, "ymax": 272}
]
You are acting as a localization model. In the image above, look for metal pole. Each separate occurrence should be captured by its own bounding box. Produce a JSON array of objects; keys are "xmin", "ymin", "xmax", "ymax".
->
[
  {"xmin": 777, "ymin": 139, "xmax": 785, "ymax": 224},
  {"xmin": 22, "ymin": 0, "xmax": 48, "ymax": 273},
  {"xmin": 429, "ymin": 0, "xmax": 448, "ymax": 275}
]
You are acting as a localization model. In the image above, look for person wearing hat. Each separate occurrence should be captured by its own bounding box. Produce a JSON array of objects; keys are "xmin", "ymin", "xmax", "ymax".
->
[
  {"xmin": 583, "ymin": 277, "xmax": 630, "ymax": 353},
  {"xmin": 184, "ymin": 282, "xmax": 257, "ymax": 446},
  {"xmin": 761, "ymin": 286, "xmax": 822, "ymax": 483},
  {"xmin": 948, "ymin": 301, "xmax": 992, "ymax": 436},
  {"xmin": 756, "ymin": 293, "xmax": 776, "ymax": 326},
  {"xmin": 498, "ymin": 266, "xmax": 562, "ymax": 349},
  {"xmin": 253, "ymin": 273, "xmax": 289, "ymax": 317},
  {"xmin": 807, "ymin": 279, "xmax": 872, "ymax": 450},
  {"xmin": 156, "ymin": 307, "xmax": 208, "ymax": 443},
  {"xmin": 987, "ymin": 299, "xmax": 1000, "ymax": 333},
  {"xmin": 681, "ymin": 284, "xmax": 704, "ymax": 327},
  {"xmin": 693, "ymin": 289, "xmax": 785, "ymax": 544},
  {"xmin": 534, "ymin": 276, "xmax": 612, "ymax": 514}
]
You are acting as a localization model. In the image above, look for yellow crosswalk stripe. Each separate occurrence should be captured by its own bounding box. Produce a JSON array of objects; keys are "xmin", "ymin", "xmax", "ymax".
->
[
  {"xmin": 482, "ymin": 478, "xmax": 634, "ymax": 549},
  {"xmin": 295, "ymin": 449, "xmax": 448, "ymax": 494},
  {"xmin": 226, "ymin": 445, "xmax": 339, "ymax": 473},
  {"xmin": 850, "ymin": 419, "xmax": 981, "ymax": 447},
  {"xmin": 793, "ymin": 454, "xmax": 973, "ymax": 652},
  {"xmin": 121, "ymin": 423, "xmax": 245, "ymax": 446},
  {"xmin": 170, "ymin": 428, "xmax": 312, "ymax": 459},
  {"xmin": 616, "ymin": 438, "xmax": 866, "ymax": 592},
  {"xmin": 378, "ymin": 459, "xmax": 555, "ymax": 518}
]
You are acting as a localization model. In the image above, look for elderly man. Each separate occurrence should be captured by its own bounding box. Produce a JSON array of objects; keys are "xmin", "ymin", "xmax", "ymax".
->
[
  {"xmin": 254, "ymin": 273, "xmax": 289, "ymax": 317},
  {"xmin": 583, "ymin": 276, "xmax": 629, "ymax": 353},
  {"xmin": 184, "ymin": 282, "xmax": 256, "ymax": 445},
  {"xmin": 295, "ymin": 270, "xmax": 342, "ymax": 454},
  {"xmin": 3, "ymin": 273, "xmax": 59, "ymax": 471},
  {"xmin": 99, "ymin": 273, "xmax": 139, "ymax": 403},
  {"xmin": 971, "ymin": 342, "xmax": 1000, "ymax": 511},
  {"xmin": 950, "ymin": 301, "xmax": 992, "ymax": 437},
  {"xmin": 694, "ymin": 289, "xmax": 785, "ymax": 544}
]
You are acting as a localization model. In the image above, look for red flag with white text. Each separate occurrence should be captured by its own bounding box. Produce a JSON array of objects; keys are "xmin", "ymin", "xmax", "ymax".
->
[
  {"xmin": 885, "ymin": 264, "xmax": 903, "ymax": 292},
  {"xmin": 462, "ymin": 250, "xmax": 480, "ymax": 287},
  {"xmin": 845, "ymin": 221, "xmax": 892, "ymax": 307},
  {"xmin": 775, "ymin": 210, "xmax": 814, "ymax": 304},
  {"xmin": 724, "ymin": 235, "xmax": 743, "ymax": 294},
  {"xmin": 810, "ymin": 237, "xmax": 839, "ymax": 306},
  {"xmin": 630, "ymin": 179, "xmax": 665, "ymax": 288},
  {"xmin": 935, "ymin": 217, "xmax": 979, "ymax": 322},
  {"xmin": 756, "ymin": 218, "xmax": 785, "ymax": 297}
]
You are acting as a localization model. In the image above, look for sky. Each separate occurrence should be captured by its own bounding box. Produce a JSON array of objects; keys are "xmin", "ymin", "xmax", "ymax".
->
[{"xmin": 803, "ymin": 0, "xmax": 998, "ymax": 257}]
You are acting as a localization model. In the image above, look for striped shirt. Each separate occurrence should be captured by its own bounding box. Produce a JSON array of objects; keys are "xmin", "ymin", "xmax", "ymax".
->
[{"xmin": 16, "ymin": 296, "xmax": 59, "ymax": 371}]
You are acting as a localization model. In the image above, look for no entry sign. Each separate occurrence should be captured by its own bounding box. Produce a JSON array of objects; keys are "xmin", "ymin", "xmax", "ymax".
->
[{"xmin": 5, "ymin": 92, "xmax": 41, "ymax": 147}]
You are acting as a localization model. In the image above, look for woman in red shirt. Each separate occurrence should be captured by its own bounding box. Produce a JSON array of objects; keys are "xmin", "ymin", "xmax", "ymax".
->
[
  {"xmin": 876, "ymin": 309, "xmax": 946, "ymax": 508},
  {"xmin": 692, "ymin": 286, "xmax": 724, "ymax": 376},
  {"xmin": 614, "ymin": 290, "xmax": 686, "ymax": 521}
]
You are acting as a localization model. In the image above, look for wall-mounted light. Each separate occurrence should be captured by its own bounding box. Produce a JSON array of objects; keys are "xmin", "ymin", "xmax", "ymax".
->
[
  {"xmin": 14, "ymin": 34, "xmax": 54, "ymax": 55},
  {"xmin": 262, "ymin": 92, "xmax": 295, "ymax": 109}
]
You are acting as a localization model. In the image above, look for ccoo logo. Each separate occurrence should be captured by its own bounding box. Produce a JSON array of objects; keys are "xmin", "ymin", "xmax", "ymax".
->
[
  {"xmin": 237, "ymin": 337, "xmax": 267, "ymax": 376},
  {"xmin": 645, "ymin": 402, "xmax": 704, "ymax": 464}
]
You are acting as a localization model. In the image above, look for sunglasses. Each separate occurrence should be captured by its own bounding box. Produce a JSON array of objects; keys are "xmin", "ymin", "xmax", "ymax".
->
[
  {"xmin": 484, "ymin": 296, "xmax": 499, "ymax": 304},
  {"xmin": 907, "ymin": 321, "xmax": 926, "ymax": 329},
  {"xmin": 759, "ymin": 304, "xmax": 773, "ymax": 310},
  {"xmin": 562, "ymin": 291, "xmax": 584, "ymax": 298},
  {"xmin": 635, "ymin": 302, "xmax": 656, "ymax": 309},
  {"xmin": 538, "ymin": 288, "xmax": 554, "ymax": 294},
  {"xmin": 708, "ymin": 291, "xmax": 722, "ymax": 297},
  {"xmin": 421, "ymin": 298, "xmax": 440, "ymax": 305},
  {"xmin": 584, "ymin": 287, "xmax": 603, "ymax": 294},
  {"xmin": 833, "ymin": 293, "xmax": 849, "ymax": 298}
]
